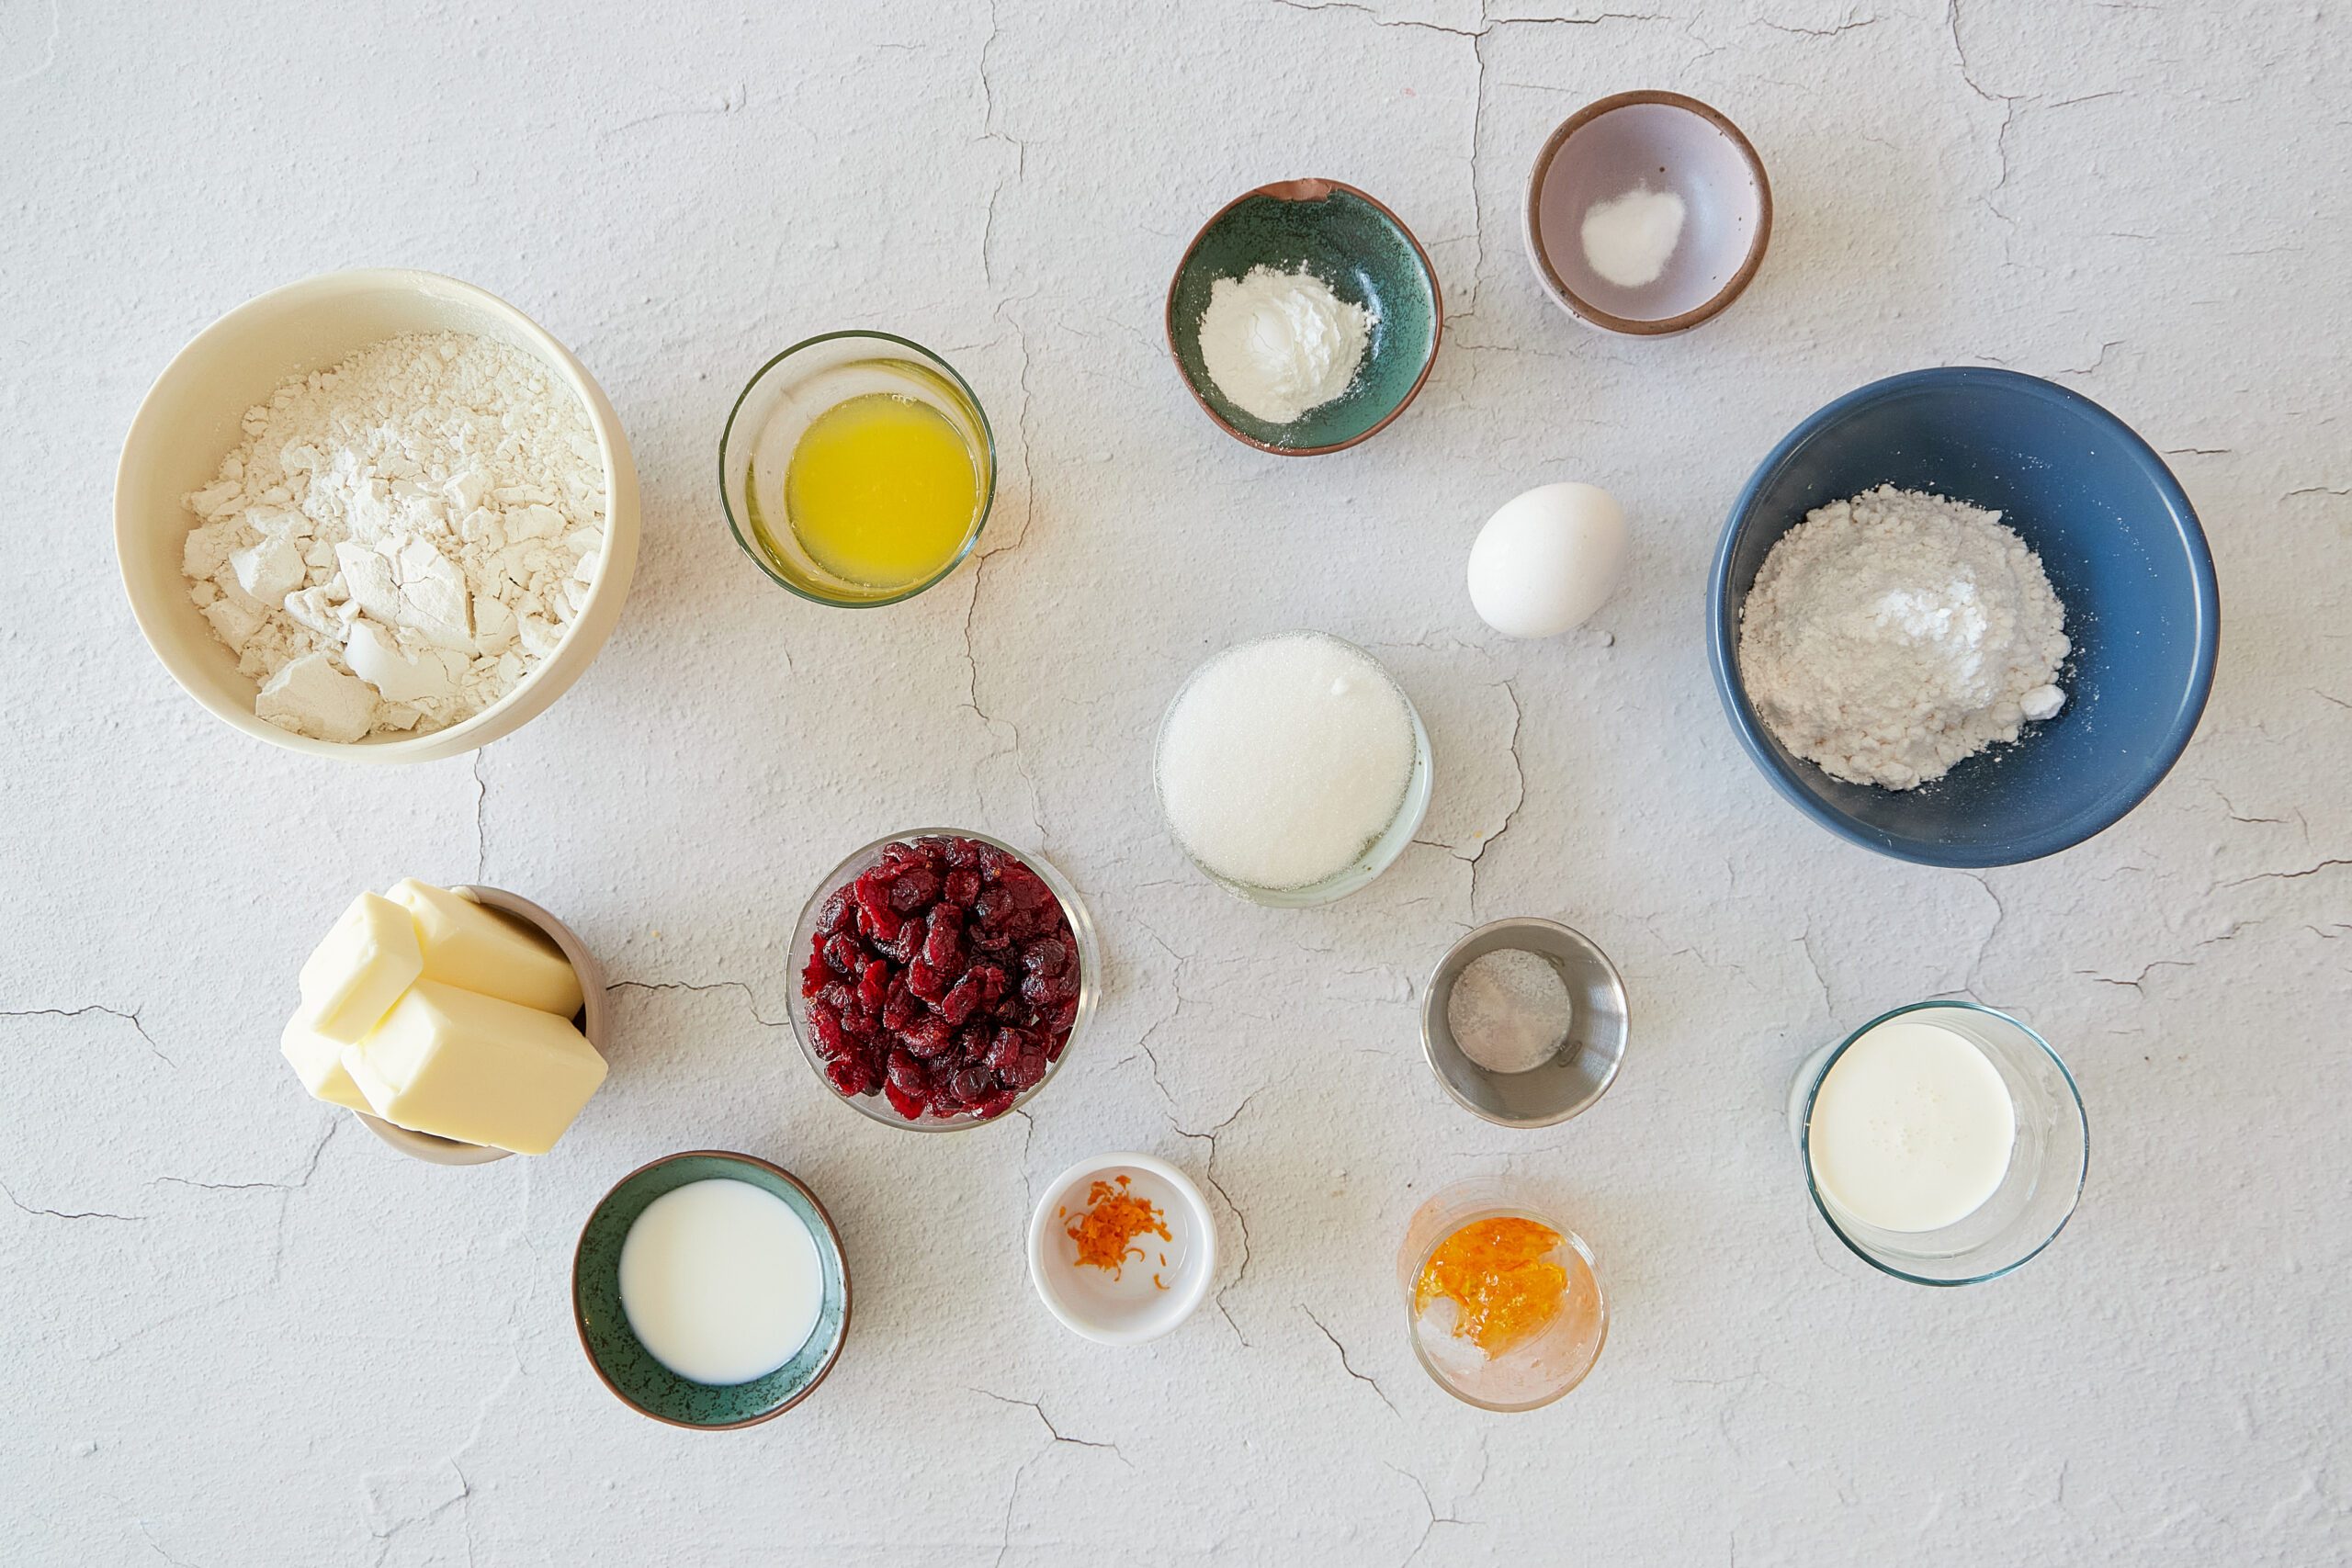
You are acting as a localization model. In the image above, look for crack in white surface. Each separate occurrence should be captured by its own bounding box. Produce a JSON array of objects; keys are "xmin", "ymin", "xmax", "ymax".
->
[
  {"xmin": 1167, "ymin": 1093, "xmax": 1259, "ymax": 1347},
  {"xmin": 605, "ymin": 976, "xmax": 788, "ymax": 1027},
  {"xmin": 1302, "ymin": 1306, "xmax": 1399, "ymax": 1416},
  {"xmin": 1, "ymin": 1002, "xmax": 175, "ymax": 1067}
]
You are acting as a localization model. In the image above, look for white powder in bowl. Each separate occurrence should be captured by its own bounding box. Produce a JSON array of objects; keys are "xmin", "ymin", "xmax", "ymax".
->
[
  {"xmin": 1581, "ymin": 186, "xmax": 1686, "ymax": 289},
  {"xmin": 178, "ymin": 332, "xmax": 605, "ymax": 743},
  {"xmin": 1736, "ymin": 485, "xmax": 2071, "ymax": 791},
  {"xmin": 1447, "ymin": 948, "xmax": 1574, "ymax": 1076},
  {"xmin": 1156, "ymin": 632, "xmax": 1416, "ymax": 891},
  {"xmin": 1196, "ymin": 265, "xmax": 1375, "ymax": 425}
]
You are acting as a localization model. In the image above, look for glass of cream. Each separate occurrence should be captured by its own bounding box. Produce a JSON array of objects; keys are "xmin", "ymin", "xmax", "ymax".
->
[{"xmin": 1788, "ymin": 1001, "xmax": 2087, "ymax": 1286}]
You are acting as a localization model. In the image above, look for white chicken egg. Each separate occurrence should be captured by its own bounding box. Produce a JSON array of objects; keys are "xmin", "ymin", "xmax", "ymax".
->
[{"xmin": 1465, "ymin": 482, "xmax": 1627, "ymax": 638}]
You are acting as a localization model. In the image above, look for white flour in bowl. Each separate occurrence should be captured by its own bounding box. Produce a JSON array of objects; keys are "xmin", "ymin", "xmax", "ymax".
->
[
  {"xmin": 1736, "ymin": 485, "xmax": 2070, "ymax": 791},
  {"xmin": 179, "ymin": 332, "xmax": 605, "ymax": 743}
]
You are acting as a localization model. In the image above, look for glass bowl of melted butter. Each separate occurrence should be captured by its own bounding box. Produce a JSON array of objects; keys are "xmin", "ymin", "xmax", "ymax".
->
[{"xmin": 720, "ymin": 332, "xmax": 996, "ymax": 607}]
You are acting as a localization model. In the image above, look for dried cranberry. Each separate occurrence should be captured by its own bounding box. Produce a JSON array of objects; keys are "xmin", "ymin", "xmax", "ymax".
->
[
  {"xmin": 886, "ymin": 1049, "xmax": 927, "ymax": 1097},
  {"xmin": 948, "ymin": 1066, "xmax": 993, "ymax": 1103},
  {"xmin": 888, "ymin": 868, "xmax": 939, "ymax": 911},
  {"xmin": 822, "ymin": 933, "xmax": 865, "ymax": 978},
  {"xmin": 939, "ymin": 837, "xmax": 980, "ymax": 869},
  {"xmin": 841, "ymin": 1004, "xmax": 877, "ymax": 1037},
  {"xmin": 816, "ymin": 890, "xmax": 855, "ymax": 935},
  {"xmin": 808, "ymin": 1002, "xmax": 847, "ymax": 1058},
  {"xmin": 939, "ymin": 974, "xmax": 985, "ymax": 1027},
  {"xmin": 1020, "ymin": 938, "xmax": 1068, "ymax": 976},
  {"xmin": 825, "ymin": 1055, "xmax": 873, "ymax": 1096},
  {"xmin": 880, "ymin": 841, "xmax": 921, "ymax": 867},
  {"xmin": 883, "ymin": 1080, "xmax": 923, "ymax": 1120},
  {"xmin": 907, "ymin": 957, "xmax": 946, "ymax": 1002},
  {"xmin": 944, "ymin": 868, "xmax": 981, "ymax": 907},
  {"xmin": 898, "ymin": 1016, "xmax": 946, "ymax": 1057},
  {"xmin": 856, "ymin": 959, "xmax": 888, "ymax": 1012},
  {"xmin": 1046, "ymin": 1030, "xmax": 1069, "ymax": 1062},
  {"xmin": 1001, "ymin": 1049, "xmax": 1047, "ymax": 1090},
  {"xmin": 881, "ymin": 980, "xmax": 917, "ymax": 1032},
  {"xmin": 971, "ymin": 1087, "xmax": 1019, "ymax": 1119},
  {"xmin": 922, "ymin": 904, "xmax": 964, "ymax": 976}
]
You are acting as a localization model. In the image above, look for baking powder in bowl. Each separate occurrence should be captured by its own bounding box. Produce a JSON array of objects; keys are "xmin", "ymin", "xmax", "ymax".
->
[{"xmin": 1196, "ymin": 265, "xmax": 1375, "ymax": 425}]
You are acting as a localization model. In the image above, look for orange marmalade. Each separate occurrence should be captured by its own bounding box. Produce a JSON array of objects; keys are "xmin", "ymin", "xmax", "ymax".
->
[{"xmin": 1413, "ymin": 1215, "xmax": 1567, "ymax": 1356}]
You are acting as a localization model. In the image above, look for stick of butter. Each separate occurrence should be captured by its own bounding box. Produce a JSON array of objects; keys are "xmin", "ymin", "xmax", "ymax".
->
[
  {"xmin": 341, "ymin": 980, "xmax": 607, "ymax": 1156},
  {"xmin": 280, "ymin": 1002, "xmax": 372, "ymax": 1111},
  {"xmin": 298, "ymin": 891, "xmax": 425, "ymax": 1044},
  {"xmin": 386, "ymin": 879, "xmax": 584, "ymax": 1020}
]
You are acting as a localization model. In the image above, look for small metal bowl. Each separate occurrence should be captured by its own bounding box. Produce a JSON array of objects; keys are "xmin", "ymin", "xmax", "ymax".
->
[
  {"xmin": 355, "ymin": 884, "xmax": 608, "ymax": 1166},
  {"xmin": 1420, "ymin": 919, "xmax": 1629, "ymax": 1128}
]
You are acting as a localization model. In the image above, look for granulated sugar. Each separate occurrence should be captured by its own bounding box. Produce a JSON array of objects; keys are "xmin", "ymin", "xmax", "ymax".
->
[{"xmin": 1155, "ymin": 632, "xmax": 1416, "ymax": 891}]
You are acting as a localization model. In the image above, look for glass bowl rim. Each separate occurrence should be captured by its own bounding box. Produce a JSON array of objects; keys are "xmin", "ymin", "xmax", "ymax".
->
[
  {"xmin": 787, "ymin": 827, "xmax": 1095, "ymax": 1133},
  {"xmin": 1798, "ymin": 998, "xmax": 2089, "ymax": 1287},
  {"xmin": 718, "ymin": 329, "xmax": 999, "ymax": 609}
]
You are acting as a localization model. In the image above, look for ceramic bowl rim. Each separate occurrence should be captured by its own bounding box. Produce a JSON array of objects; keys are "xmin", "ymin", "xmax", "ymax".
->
[
  {"xmin": 1522, "ymin": 90, "xmax": 1773, "ymax": 335},
  {"xmin": 1162, "ymin": 177, "xmax": 1443, "ymax": 457},
  {"xmin": 113, "ymin": 266, "xmax": 638, "ymax": 761},
  {"xmin": 1026, "ymin": 1150, "xmax": 1217, "ymax": 1345},
  {"xmin": 570, "ymin": 1148, "xmax": 853, "ymax": 1430},
  {"xmin": 1706, "ymin": 365, "xmax": 2222, "ymax": 867}
]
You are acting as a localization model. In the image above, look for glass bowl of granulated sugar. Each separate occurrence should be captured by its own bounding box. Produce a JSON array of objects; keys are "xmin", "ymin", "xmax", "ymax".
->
[
  {"xmin": 1709, "ymin": 366, "xmax": 2218, "ymax": 868},
  {"xmin": 115, "ymin": 268, "xmax": 639, "ymax": 762}
]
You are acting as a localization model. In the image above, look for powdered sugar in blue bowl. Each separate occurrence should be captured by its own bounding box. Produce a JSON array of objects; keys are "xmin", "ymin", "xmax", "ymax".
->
[{"xmin": 1708, "ymin": 367, "xmax": 2219, "ymax": 868}]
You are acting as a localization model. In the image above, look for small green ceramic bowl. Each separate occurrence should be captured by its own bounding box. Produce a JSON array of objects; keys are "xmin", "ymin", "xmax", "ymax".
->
[
  {"xmin": 572, "ymin": 1150, "xmax": 851, "ymax": 1429},
  {"xmin": 1166, "ymin": 179, "xmax": 1442, "ymax": 456}
]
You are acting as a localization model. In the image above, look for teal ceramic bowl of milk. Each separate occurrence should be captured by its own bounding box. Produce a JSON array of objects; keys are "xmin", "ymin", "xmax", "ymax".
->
[{"xmin": 572, "ymin": 1150, "xmax": 851, "ymax": 1427}]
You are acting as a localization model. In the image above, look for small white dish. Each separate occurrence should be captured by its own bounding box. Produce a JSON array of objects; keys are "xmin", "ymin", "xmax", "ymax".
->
[{"xmin": 1028, "ymin": 1152, "xmax": 1216, "ymax": 1345}]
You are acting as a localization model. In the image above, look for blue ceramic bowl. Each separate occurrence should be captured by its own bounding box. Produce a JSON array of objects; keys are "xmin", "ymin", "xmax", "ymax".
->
[
  {"xmin": 1709, "ymin": 367, "xmax": 2218, "ymax": 867},
  {"xmin": 572, "ymin": 1150, "xmax": 850, "ymax": 1429}
]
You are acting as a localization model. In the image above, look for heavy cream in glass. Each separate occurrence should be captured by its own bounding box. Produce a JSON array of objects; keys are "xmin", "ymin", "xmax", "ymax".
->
[{"xmin": 1806, "ymin": 1017, "xmax": 2017, "ymax": 1233}]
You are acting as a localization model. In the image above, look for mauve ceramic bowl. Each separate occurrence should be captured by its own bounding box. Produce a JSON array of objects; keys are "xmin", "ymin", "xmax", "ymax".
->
[{"xmin": 1525, "ymin": 92, "xmax": 1770, "ymax": 334}]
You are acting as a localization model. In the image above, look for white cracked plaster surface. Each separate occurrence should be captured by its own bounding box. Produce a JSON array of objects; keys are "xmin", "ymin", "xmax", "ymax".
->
[{"xmin": 2, "ymin": 0, "xmax": 2347, "ymax": 1562}]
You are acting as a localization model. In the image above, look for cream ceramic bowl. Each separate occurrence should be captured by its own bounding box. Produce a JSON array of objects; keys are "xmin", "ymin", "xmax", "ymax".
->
[{"xmin": 114, "ymin": 269, "xmax": 639, "ymax": 762}]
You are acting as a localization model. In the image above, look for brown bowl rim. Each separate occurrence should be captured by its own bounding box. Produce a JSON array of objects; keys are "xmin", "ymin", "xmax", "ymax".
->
[
  {"xmin": 1522, "ymin": 91, "xmax": 1773, "ymax": 336},
  {"xmin": 570, "ymin": 1148, "xmax": 853, "ymax": 1431},
  {"xmin": 1163, "ymin": 177, "xmax": 1444, "ymax": 457}
]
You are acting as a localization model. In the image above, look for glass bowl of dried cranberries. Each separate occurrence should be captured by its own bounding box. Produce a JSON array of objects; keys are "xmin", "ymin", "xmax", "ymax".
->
[{"xmin": 790, "ymin": 829, "xmax": 1098, "ymax": 1131}]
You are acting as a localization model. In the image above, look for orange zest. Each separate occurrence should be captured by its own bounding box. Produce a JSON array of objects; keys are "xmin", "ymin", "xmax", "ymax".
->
[
  {"xmin": 1065, "ymin": 1174, "xmax": 1171, "ymax": 1280},
  {"xmin": 1413, "ymin": 1216, "xmax": 1567, "ymax": 1357}
]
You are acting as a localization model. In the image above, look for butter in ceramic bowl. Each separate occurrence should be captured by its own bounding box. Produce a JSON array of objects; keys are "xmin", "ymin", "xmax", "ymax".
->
[{"xmin": 278, "ymin": 882, "xmax": 608, "ymax": 1161}]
